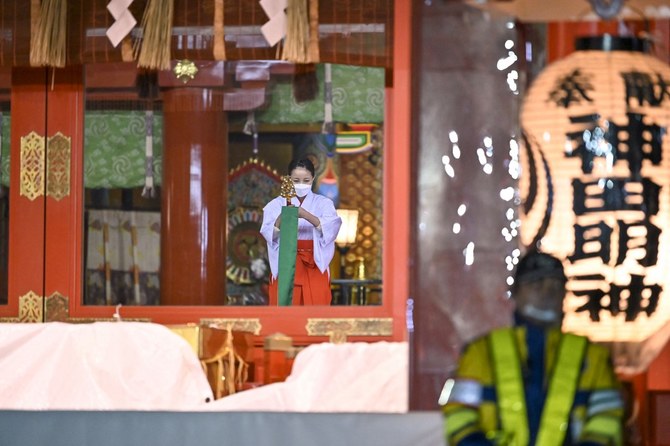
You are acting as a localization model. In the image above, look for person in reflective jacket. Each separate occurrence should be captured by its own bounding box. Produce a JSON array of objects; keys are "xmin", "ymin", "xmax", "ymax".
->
[{"xmin": 442, "ymin": 251, "xmax": 623, "ymax": 446}]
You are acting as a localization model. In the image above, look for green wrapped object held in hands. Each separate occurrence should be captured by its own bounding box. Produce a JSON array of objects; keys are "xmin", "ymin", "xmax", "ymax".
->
[{"xmin": 277, "ymin": 205, "xmax": 299, "ymax": 306}]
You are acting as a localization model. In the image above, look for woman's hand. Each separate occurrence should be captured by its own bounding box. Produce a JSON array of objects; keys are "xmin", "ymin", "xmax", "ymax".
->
[{"xmin": 298, "ymin": 207, "xmax": 320, "ymax": 228}]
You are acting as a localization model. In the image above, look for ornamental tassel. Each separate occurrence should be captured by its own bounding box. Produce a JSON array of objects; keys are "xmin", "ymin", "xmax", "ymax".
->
[
  {"xmin": 141, "ymin": 110, "xmax": 156, "ymax": 198},
  {"xmin": 242, "ymin": 111, "xmax": 259, "ymax": 156},
  {"xmin": 213, "ymin": 0, "xmax": 226, "ymax": 60},
  {"xmin": 135, "ymin": 0, "xmax": 174, "ymax": 70},
  {"xmin": 30, "ymin": 0, "xmax": 68, "ymax": 67},
  {"xmin": 281, "ymin": 0, "xmax": 309, "ymax": 64},
  {"xmin": 242, "ymin": 110, "xmax": 255, "ymax": 136}
]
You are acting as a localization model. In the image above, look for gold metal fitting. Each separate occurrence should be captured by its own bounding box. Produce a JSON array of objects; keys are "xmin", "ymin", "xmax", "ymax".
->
[{"xmin": 173, "ymin": 59, "xmax": 198, "ymax": 83}]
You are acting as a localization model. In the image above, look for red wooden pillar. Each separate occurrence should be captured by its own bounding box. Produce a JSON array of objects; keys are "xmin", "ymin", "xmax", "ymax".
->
[
  {"xmin": 161, "ymin": 89, "xmax": 227, "ymax": 306},
  {"xmin": 45, "ymin": 66, "xmax": 84, "ymax": 319},
  {"xmin": 4, "ymin": 68, "xmax": 47, "ymax": 320}
]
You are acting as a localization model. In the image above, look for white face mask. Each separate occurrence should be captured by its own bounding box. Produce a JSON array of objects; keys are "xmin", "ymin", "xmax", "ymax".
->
[
  {"xmin": 294, "ymin": 183, "xmax": 312, "ymax": 197},
  {"xmin": 520, "ymin": 304, "xmax": 560, "ymax": 324}
]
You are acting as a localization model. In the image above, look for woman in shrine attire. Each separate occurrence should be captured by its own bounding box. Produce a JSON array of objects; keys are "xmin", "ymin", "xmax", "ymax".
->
[{"xmin": 260, "ymin": 158, "xmax": 342, "ymax": 305}]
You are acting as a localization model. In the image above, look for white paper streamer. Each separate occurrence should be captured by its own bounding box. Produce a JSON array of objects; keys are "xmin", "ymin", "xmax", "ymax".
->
[
  {"xmin": 322, "ymin": 63, "xmax": 334, "ymax": 134},
  {"xmin": 260, "ymin": 0, "xmax": 287, "ymax": 46},
  {"xmin": 141, "ymin": 110, "xmax": 155, "ymax": 198},
  {"xmin": 106, "ymin": 0, "xmax": 137, "ymax": 48}
]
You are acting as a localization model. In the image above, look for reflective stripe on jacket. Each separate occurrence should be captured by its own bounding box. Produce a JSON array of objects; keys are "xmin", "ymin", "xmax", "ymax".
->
[{"xmin": 443, "ymin": 327, "xmax": 623, "ymax": 446}]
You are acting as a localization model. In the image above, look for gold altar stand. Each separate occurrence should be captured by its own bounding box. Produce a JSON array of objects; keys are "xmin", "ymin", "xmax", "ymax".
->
[{"xmin": 169, "ymin": 324, "xmax": 255, "ymax": 399}]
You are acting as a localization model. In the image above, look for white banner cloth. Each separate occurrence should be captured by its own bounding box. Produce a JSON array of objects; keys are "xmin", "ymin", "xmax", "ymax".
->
[
  {"xmin": 204, "ymin": 341, "xmax": 409, "ymax": 412},
  {"xmin": 0, "ymin": 322, "xmax": 212, "ymax": 410}
]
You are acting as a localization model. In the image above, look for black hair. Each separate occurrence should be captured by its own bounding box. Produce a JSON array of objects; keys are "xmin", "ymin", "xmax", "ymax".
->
[{"xmin": 288, "ymin": 158, "xmax": 316, "ymax": 177}]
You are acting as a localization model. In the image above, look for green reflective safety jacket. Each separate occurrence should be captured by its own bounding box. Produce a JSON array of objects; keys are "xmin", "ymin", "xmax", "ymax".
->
[{"xmin": 442, "ymin": 327, "xmax": 623, "ymax": 446}]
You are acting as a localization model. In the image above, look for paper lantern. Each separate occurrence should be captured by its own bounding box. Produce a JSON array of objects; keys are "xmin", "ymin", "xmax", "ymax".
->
[
  {"xmin": 520, "ymin": 36, "xmax": 670, "ymax": 344},
  {"xmin": 336, "ymin": 209, "xmax": 360, "ymax": 248}
]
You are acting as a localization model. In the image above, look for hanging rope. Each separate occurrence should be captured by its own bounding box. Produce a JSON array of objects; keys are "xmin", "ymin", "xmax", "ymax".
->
[
  {"xmin": 30, "ymin": 0, "xmax": 68, "ymax": 67},
  {"xmin": 281, "ymin": 0, "xmax": 309, "ymax": 63},
  {"xmin": 307, "ymin": 0, "xmax": 320, "ymax": 63},
  {"xmin": 135, "ymin": 0, "xmax": 174, "ymax": 70},
  {"xmin": 121, "ymin": 37, "xmax": 135, "ymax": 62},
  {"xmin": 213, "ymin": 0, "xmax": 226, "ymax": 60}
]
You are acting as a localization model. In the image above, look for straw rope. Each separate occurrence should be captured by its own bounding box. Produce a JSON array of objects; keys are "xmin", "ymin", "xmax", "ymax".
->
[
  {"xmin": 135, "ymin": 0, "xmax": 174, "ymax": 70},
  {"xmin": 30, "ymin": 0, "xmax": 68, "ymax": 67},
  {"xmin": 281, "ymin": 0, "xmax": 309, "ymax": 63}
]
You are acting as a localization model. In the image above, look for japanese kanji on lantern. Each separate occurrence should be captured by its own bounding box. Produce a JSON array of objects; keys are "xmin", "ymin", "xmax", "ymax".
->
[{"xmin": 520, "ymin": 35, "xmax": 670, "ymax": 343}]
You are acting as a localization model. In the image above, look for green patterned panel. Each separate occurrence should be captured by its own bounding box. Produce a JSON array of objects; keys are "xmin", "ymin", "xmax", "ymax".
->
[
  {"xmin": 0, "ymin": 114, "xmax": 9, "ymax": 187},
  {"xmin": 84, "ymin": 111, "xmax": 163, "ymax": 189},
  {"xmin": 257, "ymin": 64, "xmax": 385, "ymax": 124},
  {"xmin": 0, "ymin": 112, "xmax": 164, "ymax": 189}
]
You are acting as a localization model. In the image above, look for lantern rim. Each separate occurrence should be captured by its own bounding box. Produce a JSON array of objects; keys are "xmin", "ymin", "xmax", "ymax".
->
[{"xmin": 575, "ymin": 35, "xmax": 649, "ymax": 53}]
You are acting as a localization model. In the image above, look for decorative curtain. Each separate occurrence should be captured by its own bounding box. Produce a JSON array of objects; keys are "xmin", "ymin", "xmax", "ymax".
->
[
  {"xmin": 257, "ymin": 64, "xmax": 384, "ymax": 124},
  {"xmin": 85, "ymin": 209, "xmax": 160, "ymax": 305},
  {"xmin": 85, "ymin": 110, "xmax": 163, "ymax": 189}
]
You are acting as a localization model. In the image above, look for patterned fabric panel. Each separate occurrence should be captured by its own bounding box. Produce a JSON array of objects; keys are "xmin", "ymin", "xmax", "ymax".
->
[
  {"xmin": 257, "ymin": 64, "xmax": 384, "ymax": 125},
  {"xmin": 86, "ymin": 270, "xmax": 160, "ymax": 306},
  {"xmin": 85, "ymin": 111, "xmax": 164, "ymax": 189},
  {"xmin": 85, "ymin": 210, "xmax": 160, "ymax": 305}
]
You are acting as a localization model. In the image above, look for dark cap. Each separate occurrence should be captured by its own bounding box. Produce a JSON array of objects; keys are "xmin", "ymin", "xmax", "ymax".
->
[{"xmin": 514, "ymin": 251, "xmax": 567, "ymax": 285}]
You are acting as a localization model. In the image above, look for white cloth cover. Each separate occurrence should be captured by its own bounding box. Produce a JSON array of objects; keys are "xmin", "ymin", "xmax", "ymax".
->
[
  {"xmin": 203, "ymin": 341, "xmax": 408, "ymax": 412},
  {"xmin": 0, "ymin": 322, "xmax": 212, "ymax": 410}
]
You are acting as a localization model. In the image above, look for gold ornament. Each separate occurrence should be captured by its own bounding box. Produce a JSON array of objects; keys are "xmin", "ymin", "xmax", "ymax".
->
[
  {"xmin": 173, "ymin": 59, "xmax": 198, "ymax": 83},
  {"xmin": 280, "ymin": 176, "xmax": 296, "ymax": 206}
]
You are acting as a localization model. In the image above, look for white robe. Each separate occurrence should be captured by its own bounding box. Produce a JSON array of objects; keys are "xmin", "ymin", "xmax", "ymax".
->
[{"xmin": 261, "ymin": 191, "xmax": 342, "ymax": 280}]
